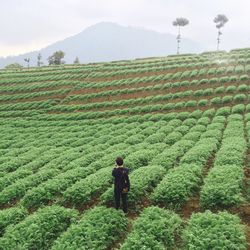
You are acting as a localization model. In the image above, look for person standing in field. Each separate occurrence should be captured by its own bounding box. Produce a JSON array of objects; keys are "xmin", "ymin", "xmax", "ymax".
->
[{"xmin": 112, "ymin": 156, "xmax": 130, "ymax": 213}]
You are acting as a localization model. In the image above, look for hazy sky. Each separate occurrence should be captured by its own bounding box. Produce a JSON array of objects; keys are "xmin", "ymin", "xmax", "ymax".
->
[{"xmin": 0, "ymin": 0, "xmax": 250, "ymax": 57}]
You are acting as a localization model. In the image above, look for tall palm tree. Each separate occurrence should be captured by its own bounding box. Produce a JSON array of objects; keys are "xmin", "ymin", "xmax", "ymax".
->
[
  {"xmin": 173, "ymin": 17, "xmax": 189, "ymax": 54},
  {"xmin": 214, "ymin": 14, "xmax": 229, "ymax": 51}
]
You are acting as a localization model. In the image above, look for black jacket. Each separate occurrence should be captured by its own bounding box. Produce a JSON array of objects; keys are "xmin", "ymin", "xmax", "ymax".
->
[{"xmin": 112, "ymin": 167, "xmax": 130, "ymax": 191}]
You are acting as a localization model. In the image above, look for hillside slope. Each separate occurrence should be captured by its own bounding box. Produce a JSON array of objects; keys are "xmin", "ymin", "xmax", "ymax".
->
[
  {"xmin": 0, "ymin": 48, "xmax": 249, "ymax": 249},
  {"xmin": 0, "ymin": 48, "xmax": 249, "ymax": 118}
]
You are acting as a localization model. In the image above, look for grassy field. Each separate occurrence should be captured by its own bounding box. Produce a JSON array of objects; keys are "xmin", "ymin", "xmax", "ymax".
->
[{"xmin": 0, "ymin": 48, "xmax": 250, "ymax": 249}]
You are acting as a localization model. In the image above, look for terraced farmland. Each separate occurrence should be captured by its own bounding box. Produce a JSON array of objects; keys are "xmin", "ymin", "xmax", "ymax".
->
[{"xmin": 0, "ymin": 48, "xmax": 250, "ymax": 249}]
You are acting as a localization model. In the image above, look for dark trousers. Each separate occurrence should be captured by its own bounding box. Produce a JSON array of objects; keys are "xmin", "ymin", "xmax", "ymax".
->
[{"xmin": 114, "ymin": 189, "xmax": 128, "ymax": 213}]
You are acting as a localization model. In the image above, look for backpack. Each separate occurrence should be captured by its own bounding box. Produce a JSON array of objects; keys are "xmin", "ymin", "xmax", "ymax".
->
[{"xmin": 121, "ymin": 169, "xmax": 129, "ymax": 193}]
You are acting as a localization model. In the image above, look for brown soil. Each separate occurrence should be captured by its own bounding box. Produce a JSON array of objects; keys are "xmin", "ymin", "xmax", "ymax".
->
[
  {"xmin": 0, "ymin": 198, "xmax": 19, "ymax": 210},
  {"xmin": 76, "ymin": 196, "xmax": 101, "ymax": 213},
  {"xmin": 181, "ymin": 197, "xmax": 201, "ymax": 220},
  {"xmin": 245, "ymin": 168, "xmax": 250, "ymax": 179},
  {"xmin": 203, "ymin": 153, "xmax": 216, "ymax": 176}
]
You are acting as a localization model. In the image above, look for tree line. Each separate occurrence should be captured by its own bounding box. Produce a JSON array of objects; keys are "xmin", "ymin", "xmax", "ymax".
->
[{"xmin": 5, "ymin": 52, "xmax": 79, "ymax": 70}]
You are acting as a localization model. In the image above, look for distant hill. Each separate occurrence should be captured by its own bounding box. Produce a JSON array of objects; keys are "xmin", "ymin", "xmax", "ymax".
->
[{"xmin": 0, "ymin": 22, "xmax": 203, "ymax": 68}]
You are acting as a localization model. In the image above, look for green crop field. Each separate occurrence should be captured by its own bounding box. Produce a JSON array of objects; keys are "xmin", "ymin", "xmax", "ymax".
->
[{"xmin": 0, "ymin": 48, "xmax": 250, "ymax": 249}]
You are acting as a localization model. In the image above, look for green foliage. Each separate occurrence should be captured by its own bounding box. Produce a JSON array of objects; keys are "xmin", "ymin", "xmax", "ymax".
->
[
  {"xmin": 200, "ymin": 165, "xmax": 244, "ymax": 208},
  {"xmin": 194, "ymin": 89, "xmax": 203, "ymax": 96},
  {"xmin": 52, "ymin": 206, "xmax": 127, "ymax": 250},
  {"xmin": 0, "ymin": 205, "xmax": 78, "ymax": 250},
  {"xmin": 198, "ymin": 99, "xmax": 208, "ymax": 106},
  {"xmin": 226, "ymin": 85, "xmax": 237, "ymax": 93},
  {"xmin": 199, "ymin": 78, "xmax": 209, "ymax": 85},
  {"xmin": 237, "ymin": 84, "xmax": 248, "ymax": 92},
  {"xmin": 168, "ymin": 118, "xmax": 182, "ymax": 126},
  {"xmin": 215, "ymin": 106, "xmax": 231, "ymax": 116},
  {"xmin": 151, "ymin": 164, "xmax": 202, "ymax": 207},
  {"xmin": 215, "ymin": 138, "xmax": 246, "ymax": 166},
  {"xmin": 0, "ymin": 206, "xmax": 28, "ymax": 236},
  {"xmin": 229, "ymin": 75, "xmax": 238, "ymax": 82},
  {"xmin": 180, "ymin": 138, "xmax": 218, "ymax": 165},
  {"xmin": 233, "ymin": 94, "xmax": 247, "ymax": 102},
  {"xmin": 183, "ymin": 211, "xmax": 246, "ymax": 250},
  {"xmin": 203, "ymin": 88, "xmax": 213, "ymax": 96},
  {"xmin": 210, "ymin": 97, "xmax": 221, "ymax": 105},
  {"xmin": 174, "ymin": 101, "xmax": 185, "ymax": 109},
  {"xmin": 0, "ymin": 168, "xmax": 59, "ymax": 205},
  {"xmin": 165, "ymin": 131, "xmax": 183, "ymax": 145},
  {"xmin": 200, "ymin": 120, "xmax": 246, "ymax": 209},
  {"xmin": 222, "ymin": 95, "xmax": 233, "ymax": 104},
  {"xmin": 235, "ymin": 65, "xmax": 244, "ymax": 74},
  {"xmin": 21, "ymin": 162, "xmax": 100, "ymax": 209},
  {"xmin": 232, "ymin": 104, "xmax": 245, "ymax": 114},
  {"xmin": 202, "ymin": 108, "xmax": 216, "ymax": 117},
  {"xmin": 48, "ymin": 50, "xmax": 65, "ymax": 65},
  {"xmin": 120, "ymin": 206, "xmax": 182, "ymax": 250},
  {"xmin": 219, "ymin": 76, "xmax": 229, "ymax": 83},
  {"xmin": 185, "ymin": 100, "xmax": 197, "ymax": 107},
  {"xmin": 151, "ymin": 139, "xmax": 194, "ymax": 170},
  {"xmin": 125, "ymin": 149, "xmax": 158, "ymax": 170},
  {"xmin": 209, "ymin": 77, "xmax": 218, "ymax": 84},
  {"xmin": 145, "ymin": 133, "xmax": 167, "ymax": 143},
  {"xmin": 62, "ymin": 167, "xmax": 113, "ymax": 206},
  {"xmin": 214, "ymin": 86, "xmax": 224, "ymax": 94},
  {"xmin": 246, "ymin": 104, "xmax": 250, "ymax": 112},
  {"xmin": 175, "ymin": 125, "xmax": 189, "ymax": 134},
  {"xmin": 5, "ymin": 63, "xmax": 23, "ymax": 70},
  {"xmin": 182, "ymin": 118, "xmax": 197, "ymax": 127}
]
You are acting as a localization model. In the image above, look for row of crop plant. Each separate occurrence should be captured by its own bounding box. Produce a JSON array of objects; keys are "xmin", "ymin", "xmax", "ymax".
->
[
  {"xmin": 74, "ymin": 66, "xmax": 250, "ymax": 90},
  {"xmin": 0, "ymin": 204, "xmax": 246, "ymax": 249},
  {"xmin": 53, "ymin": 85, "xmax": 250, "ymax": 112},
  {"xmin": 200, "ymin": 114, "xmax": 247, "ymax": 208},
  {"xmin": 62, "ymin": 76, "xmax": 249, "ymax": 104},
  {"xmin": 87, "ymin": 60, "xmax": 249, "ymax": 79}
]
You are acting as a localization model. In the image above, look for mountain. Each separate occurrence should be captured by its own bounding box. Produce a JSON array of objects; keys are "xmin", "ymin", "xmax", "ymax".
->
[{"xmin": 0, "ymin": 22, "xmax": 204, "ymax": 68}]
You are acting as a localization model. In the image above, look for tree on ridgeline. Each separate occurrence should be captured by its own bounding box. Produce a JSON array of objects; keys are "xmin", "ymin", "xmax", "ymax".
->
[
  {"xmin": 74, "ymin": 57, "xmax": 80, "ymax": 64},
  {"xmin": 214, "ymin": 14, "xmax": 229, "ymax": 51},
  {"xmin": 5, "ymin": 63, "xmax": 23, "ymax": 70},
  {"xmin": 37, "ymin": 53, "xmax": 43, "ymax": 67},
  {"xmin": 47, "ymin": 51, "xmax": 65, "ymax": 65},
  {"xmin": 24, "ymin": 58, "xmax": 30, "ymax": 69},
  {"xmin": 172, "ymin": 17, "xmax": 189, "ymax": 54}
]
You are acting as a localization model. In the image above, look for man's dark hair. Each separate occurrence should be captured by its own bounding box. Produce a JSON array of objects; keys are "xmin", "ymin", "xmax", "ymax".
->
[{"xmin": 116, "ymin": 156, "xmax": 123, "ymax": 166}]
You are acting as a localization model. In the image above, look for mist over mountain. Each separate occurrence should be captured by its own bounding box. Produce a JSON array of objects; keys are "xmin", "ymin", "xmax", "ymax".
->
[{"xmin": 0, "ymin": 22, "xmax": 203, "ymax": 68}]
